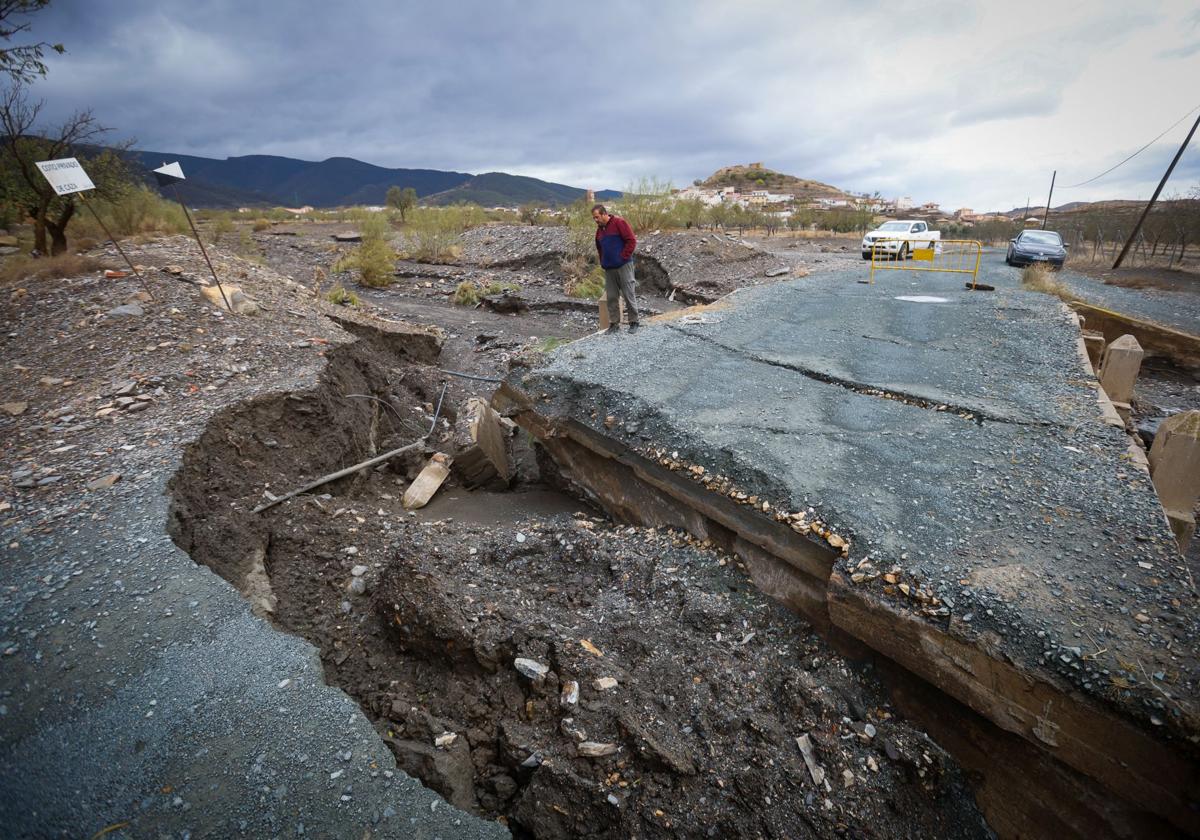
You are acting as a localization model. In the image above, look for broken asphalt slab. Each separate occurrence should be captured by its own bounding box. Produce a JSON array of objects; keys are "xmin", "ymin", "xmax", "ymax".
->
[{"xmin": 505, "ymin": 251, "xmax": 1200, "ymax": 835}]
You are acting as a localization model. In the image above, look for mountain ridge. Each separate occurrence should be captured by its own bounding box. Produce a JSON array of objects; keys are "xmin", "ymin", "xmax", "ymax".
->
[{"xmin": 123, "ymin": 149, "xmax": 615, "ymax": 209}]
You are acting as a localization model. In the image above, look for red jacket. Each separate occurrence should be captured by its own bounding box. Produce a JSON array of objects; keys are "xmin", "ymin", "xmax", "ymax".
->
[{"xmin": 595, "ymin": 215, "xmax": 636, "ymax": 268}]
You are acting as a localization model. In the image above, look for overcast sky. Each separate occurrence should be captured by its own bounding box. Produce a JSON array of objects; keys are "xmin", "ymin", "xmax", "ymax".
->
[{"xmin": 20, "ymin": 0, "xmax": 1200, "ymax": 210}]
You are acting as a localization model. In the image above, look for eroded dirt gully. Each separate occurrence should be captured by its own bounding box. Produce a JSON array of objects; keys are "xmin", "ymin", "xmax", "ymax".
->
[{"xmin": 167, "ymin": 327, "xmax": 991, "ymax": 838}]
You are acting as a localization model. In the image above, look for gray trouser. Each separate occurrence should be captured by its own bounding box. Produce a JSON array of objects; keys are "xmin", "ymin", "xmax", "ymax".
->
[{"xmin": 604, "ymin": 261, "xmax": 638, "ymax": 325}]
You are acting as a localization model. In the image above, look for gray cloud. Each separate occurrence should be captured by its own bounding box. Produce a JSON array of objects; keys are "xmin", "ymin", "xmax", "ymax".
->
[{"xmin": 19, "ymin": 0, "xmax": 1200, "ymax": 209}]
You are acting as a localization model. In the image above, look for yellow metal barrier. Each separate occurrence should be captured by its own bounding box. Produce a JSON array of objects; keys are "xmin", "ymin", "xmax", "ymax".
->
[{"xmin": 868, "ymin": 239, "xmax": 983, "ymax": 288}]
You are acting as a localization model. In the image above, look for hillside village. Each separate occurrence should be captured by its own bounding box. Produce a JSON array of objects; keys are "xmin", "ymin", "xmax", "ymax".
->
[{"xmin": 669, "ymin": 163, "xmax": 1004, "ymax": 225}]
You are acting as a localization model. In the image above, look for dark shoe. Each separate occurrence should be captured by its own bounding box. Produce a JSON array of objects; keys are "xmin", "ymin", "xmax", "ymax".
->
[
  {"xmin": 603, "ymin": 325, "xmax": 619, "ymax": 335},
  {"xmin": 627, "ymin": 322, "xmax": 640, "ymax": 333}
]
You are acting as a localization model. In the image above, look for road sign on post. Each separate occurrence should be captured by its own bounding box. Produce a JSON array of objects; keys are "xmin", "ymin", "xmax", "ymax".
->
[
  {"xmin": 34, "ymin": 157, "xmax": 154, "ymax": 299},
  {"xmin": 34, "ymin": 157, "xmax": 95, "ymax": 196}
]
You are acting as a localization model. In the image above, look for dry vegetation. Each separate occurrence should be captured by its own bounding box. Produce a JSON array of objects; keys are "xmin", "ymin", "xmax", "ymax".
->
[
  {"xmin": 1020, "ymin": 263, "xmax": 1078, "ymax": 302},
  {"xmin": 0, "ymin": 252, "xmax": 108, "ymax": 286}
]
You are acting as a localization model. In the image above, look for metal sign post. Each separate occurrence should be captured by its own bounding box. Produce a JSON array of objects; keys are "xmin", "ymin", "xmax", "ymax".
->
[
  {"xmin": 34, "ymin": 157, "xmax": 155, "ymax": 299},
  {"xmin": 154, "ymin": 161, "xmax": 233, "ymax": 312}
]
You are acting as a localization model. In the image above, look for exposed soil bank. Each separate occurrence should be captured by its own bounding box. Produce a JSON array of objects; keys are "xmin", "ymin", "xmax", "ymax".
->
[
  {"xmin": 167, "ymin": 331, "xmax": 991, "ymax": 838},
  {"xmin": 495, "ymin": 382, "xmax": 1192, "ymax": 839}
]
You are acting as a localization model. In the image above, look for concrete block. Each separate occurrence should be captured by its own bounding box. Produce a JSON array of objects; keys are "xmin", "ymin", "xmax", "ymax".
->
[
  {"xmin": 1149, "ymin": 410, "xmax": 1200, "ymax": 514},
  {"xmin": 1098, "ymin": 334, "xmax": 1143, "ymax": 404},
  {"xmin": 1164, "ymin": 508, "xmax": 1195, "ymax": 554},
  {"xmin": 1125, "ymin": 437, "xmax": 1150, "ymax": 473},
  {"xmin": 451, "ymin": 398, "xmax": 510, "ymax": 489},
  {"xmin": 1112, "ymin": 401, "xmax": 1131, "ymax": 426},
  {"xmin": 1082, "ymin": 331, "xmax": 1105, "ymax": 373},
  {"xmin": 402, "ymin": 453, "xmax": 451, "ymax": 510},
  {"xmin": 1096, "ymin": 388, "xmax": 1125, "ymax": 428},
  {"xmin": 597, "ymin": 297, "xmax": 624, "ymax": 330}
]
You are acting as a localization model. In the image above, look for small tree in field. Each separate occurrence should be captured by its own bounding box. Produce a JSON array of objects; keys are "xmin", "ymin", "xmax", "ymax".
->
[
  {"xmin": 386, "ymin": 185, "xmax": 417, "ymax": 222},
  {"xmin": 0, "ymin": 84, "xmax": 130, "ymax": 254}
]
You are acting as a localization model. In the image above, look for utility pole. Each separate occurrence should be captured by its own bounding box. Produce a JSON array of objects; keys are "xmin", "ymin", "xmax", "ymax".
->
[
  {"xmin": 1113, "ymin": 111, "xmax": 1200, "ymax": 269},
  {"xmin": 1042, "ymin": 171, "xmax": 1056, "ymax": 230},
  {"xmin": 1023, "ymin": 196, "xmax": 1030, "ymax": 227}
]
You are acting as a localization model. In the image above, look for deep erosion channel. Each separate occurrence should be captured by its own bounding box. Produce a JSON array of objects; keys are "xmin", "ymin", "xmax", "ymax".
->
[{"xmin": 167, "ymin": 333, "xmax": 993, "ymax": 839}]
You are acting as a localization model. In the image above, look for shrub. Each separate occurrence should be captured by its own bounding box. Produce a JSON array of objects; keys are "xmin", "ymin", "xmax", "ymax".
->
[
  {"xmin": 325, "ymin": 285, "xmax": 360, "ymax": 307},
  {"xmin": 0, "ymin": 253, "xmax": 108, "ymax": 286},
  {"xmin": 336, "ymin": 212, "xmax": 397, "ymax": 287},
  {"xmin": 252, "ymin": 218, "xmax": 271, "ymax": 232},
  {"xmin": 565, "ymin": 199, "xmax": 597, "ymax": 260},
  {"xmin": 617, "ymin": 177, "xmax": 675, "ymax": 232},
  {"xmin": 566, "ymin": 266, "xmax": 605, "ymax": 299},
  {"xmin": 1020, "ymin": 264, "xmax": 1076, "ymax": 301},
  {"xmin": 208, "ymin": 211, "xmax": 234, "ymax": 244},
  {"xmin": 481, "ymin": 280, "xmax": 518, "ymax": 296},
  {"xmin": 400, "ymin": 206, "xmax": 484, "ymax": 263},
  {"xmin": 452, "ymin": 280, "xmax": 480, "ymax": 306},
  {"xmin": 70, "ymin": 186, "xmax": 188, "ymax": 240},
  {"xmin": 236, "ymin": 229, "xmax": 265, "ymax": 264}
]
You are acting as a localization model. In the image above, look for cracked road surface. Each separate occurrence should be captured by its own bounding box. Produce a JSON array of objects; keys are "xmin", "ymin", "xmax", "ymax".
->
[{"xmin": 516, "ymin": 249, "xmax": 1199, "ymax": 833}]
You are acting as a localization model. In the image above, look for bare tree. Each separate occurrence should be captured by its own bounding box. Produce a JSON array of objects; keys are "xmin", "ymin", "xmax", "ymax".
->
[
  {"xmin": 0, "ymin": 83, "xmax": 129, "ymax": 254},
  {"xmin": 1, "ymin": 0, "xmax": 63, "ymax": 83}
]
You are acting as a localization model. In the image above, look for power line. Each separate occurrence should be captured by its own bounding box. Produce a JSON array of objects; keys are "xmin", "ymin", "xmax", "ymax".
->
[{"xmin": 1059, "ymin": 102, "xmax": 1200, "ymax": 189}]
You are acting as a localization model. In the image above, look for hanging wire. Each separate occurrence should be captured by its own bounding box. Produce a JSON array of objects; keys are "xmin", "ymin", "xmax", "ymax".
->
[{"xmin": 1059, "ymin": 102, "xmax": 1200, "ymax": 189}]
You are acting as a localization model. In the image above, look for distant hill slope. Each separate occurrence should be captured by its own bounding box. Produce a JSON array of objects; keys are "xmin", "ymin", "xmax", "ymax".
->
[
  {"xmin": 701, "ymin": 163, "xmax": 848, "ymax": 199},
  {"xmin": 123, "ymin": 150, "xmax": 614, "ymax": 209},
  {"xmin": 424, "ymin": 172, "xmax": 620, "ymax": 207}
]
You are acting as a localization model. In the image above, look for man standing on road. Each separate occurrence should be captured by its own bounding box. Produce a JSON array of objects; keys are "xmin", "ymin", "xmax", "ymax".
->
[{"xmin": 593, "ymin": 204, "xmax": 639, "ymax": 334}]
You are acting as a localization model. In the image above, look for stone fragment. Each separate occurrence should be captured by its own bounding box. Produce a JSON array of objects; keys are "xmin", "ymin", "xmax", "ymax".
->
[
  {"xmin": 106, "ymin": 302, "xmax": 144, "ymax": 318},
  {"xmin": 513, "ymin": 658, "xmax": 549, "ymax": 681},
  {"xmin": 592, "ymin": 677, "xmax": 618, "ymax": 691},
  {"xmin": 1, "ymin": 402, "xmax": 26, "ymax": 416},
  {"xmin": 576, "ymin": 741, "xmax": 618, "ymax": 758},
  {"xmin": 560, "ymin": 680, "xmax": 579, "ymax": 707},
  {"xmin": 796, "ymin": 734, "xmax": 825, "ymax": 786},
  {"xmin": 1098, "ymin": 334, "xmax": 1143, "ymax": 405},
  {"xmin": 434, "ymin": 732, "xmax": 458, "ymax": 748},
  {"xmin": 201, "ymin": 284, "xmax": 260, "ymax": 315},
  {"xmin": 86, "ymin": 473, "xmax": 121, "ymax": 491}
]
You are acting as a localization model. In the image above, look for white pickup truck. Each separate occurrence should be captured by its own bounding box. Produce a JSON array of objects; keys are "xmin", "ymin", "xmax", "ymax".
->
[{"xmin": 861, "ymin": 220, "xmax": 940, "ymax": 260}]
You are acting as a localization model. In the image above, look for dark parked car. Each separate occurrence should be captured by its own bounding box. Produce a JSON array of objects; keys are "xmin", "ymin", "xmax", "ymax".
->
[{"xmin": 1006, "ymin": 229, "xmax": 1067, "ymax": 269}]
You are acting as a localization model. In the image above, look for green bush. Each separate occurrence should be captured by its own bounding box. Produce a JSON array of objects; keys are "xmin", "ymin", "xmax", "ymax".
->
[
  {"xmin": 207, "ymin": 211, "xmax": 234, "ymax": 244},
  {"xmin": 252, "ymin": 218, "xmax": 271, "ymax": 232},
  {"xmin": 566, "ymin": 266, "xmax": 605, "ymax": 300},
  {"xmin": 401, "ymin": 206, "xmax": 485, "ymax": 263},
  {"xmin": 336, "ymin": 211, "xmax": 397, "ymax": 287},
  {"xmin": 452, "ymin": 280, "xmax": 480, "ymax": 306},
  {"xmin": 325, "ymin": 285, "xmax": 360, "ymax": 307},
  {"xmin": 75, "ymin": 186, "xmax": 189, "ymax": 239},
  {"xmin": 616, "ymin": 176, "xmax": 675, "ymax": 232},
  {"xmin": 481, "ymin": 280, "xmax": 518, "ymax": 296}
]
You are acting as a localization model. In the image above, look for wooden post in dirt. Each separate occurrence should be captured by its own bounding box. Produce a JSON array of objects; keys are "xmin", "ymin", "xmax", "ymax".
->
[
  {"xmin": 1113, "ymin": 111, "xmax": 1200, "ymax": 269},
  {"xmin": 1042, "ymin": 171, "xmax": 1056, "ymax": 230}
]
